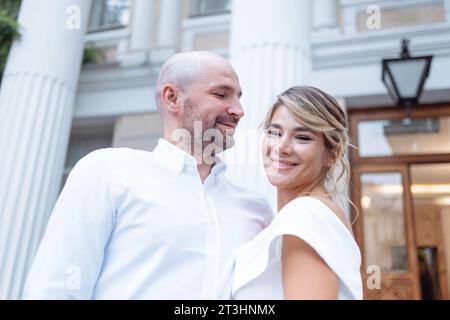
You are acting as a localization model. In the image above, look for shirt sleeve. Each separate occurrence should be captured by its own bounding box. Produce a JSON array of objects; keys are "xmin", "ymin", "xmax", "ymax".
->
[{"xmin": 23, "ymin": 149, "xmax": 119, "ymax": 299}]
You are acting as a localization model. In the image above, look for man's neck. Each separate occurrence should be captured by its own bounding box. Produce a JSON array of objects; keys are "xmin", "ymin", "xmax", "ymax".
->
[
  {"xmin": 197, "ymin": 162, "xmax": 213, "ymax": 184},
  {"xmin": 164, "ymin": 135, "xmax": 214, "ymax": 184},
  {"xmin": 192, "ymin": 149, "xmax": 215, "ymax": 184}
]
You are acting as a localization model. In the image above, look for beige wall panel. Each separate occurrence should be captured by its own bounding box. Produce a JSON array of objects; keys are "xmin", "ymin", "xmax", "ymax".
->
[{"xmin": 193, "ymin": 32, "xmax": 229, "ymax": 51}]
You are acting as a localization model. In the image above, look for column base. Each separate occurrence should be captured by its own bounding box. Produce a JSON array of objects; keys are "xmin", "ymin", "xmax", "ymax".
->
[
  {"xmin": 118, "ymin": 50, "xmax": 150, "ymax": 67},
  {"xmin": 313, "ymin": 27, "xmax": 341, "ymax": 38}
]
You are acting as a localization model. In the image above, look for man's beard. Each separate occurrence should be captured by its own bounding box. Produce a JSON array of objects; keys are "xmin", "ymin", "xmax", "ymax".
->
[{"xmin": 182, "ymin": 99, "xmax": 237, "ymax": 157}]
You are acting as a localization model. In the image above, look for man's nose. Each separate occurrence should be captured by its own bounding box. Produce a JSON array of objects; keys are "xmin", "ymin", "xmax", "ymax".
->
[{"xmin": 229, "ymin": 99, "xmax": 244, "ymax": 120}]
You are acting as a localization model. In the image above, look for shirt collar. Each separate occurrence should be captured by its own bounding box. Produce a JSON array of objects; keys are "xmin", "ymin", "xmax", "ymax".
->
[{"xmin": 153, "ymin": 139, "xmax": 227, "ymax": 177}]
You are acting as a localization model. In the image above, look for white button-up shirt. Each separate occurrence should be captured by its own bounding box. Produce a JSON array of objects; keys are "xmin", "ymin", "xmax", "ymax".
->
[{"xmin": 24, "ymin": 139, "xmax": 273, "ymax": 299}]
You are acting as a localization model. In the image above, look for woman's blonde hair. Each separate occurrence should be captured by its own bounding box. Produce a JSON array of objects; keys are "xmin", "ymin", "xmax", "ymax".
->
[{"xmin": 262, "ymin": 86, "xmax": 358, "ymax": 224}]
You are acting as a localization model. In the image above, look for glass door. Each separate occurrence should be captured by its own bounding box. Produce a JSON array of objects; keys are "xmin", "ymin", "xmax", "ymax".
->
[
  {"xmin": 352, "ymin": 165, "xmax": 421, "ymax": 299},
  {"xmin": 410, "ymin": 163, "xmax": 450, "ymax": 300},
  {"xmin": 348, "ymin": 103, "xmax": 450, "ymax": 300}
]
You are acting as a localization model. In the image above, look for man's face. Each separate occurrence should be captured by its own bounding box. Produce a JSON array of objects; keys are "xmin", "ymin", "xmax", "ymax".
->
[{"xmin": 179, "ymin": 61, "xmax": 244, "ymax": 154}]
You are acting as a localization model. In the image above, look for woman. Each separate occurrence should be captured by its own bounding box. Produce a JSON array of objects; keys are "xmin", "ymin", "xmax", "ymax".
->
[{"xmin": 232, "ymin": 86, "xmax": 363, "ymax": 300}]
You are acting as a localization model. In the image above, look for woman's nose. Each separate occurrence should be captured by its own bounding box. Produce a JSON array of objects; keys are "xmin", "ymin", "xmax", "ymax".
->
[{"xmin": 274, "ymin": 135, "xmax": 292, "ymax": 155}]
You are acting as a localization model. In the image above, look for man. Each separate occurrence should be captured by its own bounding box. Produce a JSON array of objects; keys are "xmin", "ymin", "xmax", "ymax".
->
[{"xmin": 23, "ymin": 51, "xmax": 273, "ymax": 299}]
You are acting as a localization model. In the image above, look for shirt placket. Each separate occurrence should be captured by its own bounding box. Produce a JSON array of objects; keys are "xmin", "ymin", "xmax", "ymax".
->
[{"xmin": 201, "ymin": 183, "xmax": 222, "ymax": 299}]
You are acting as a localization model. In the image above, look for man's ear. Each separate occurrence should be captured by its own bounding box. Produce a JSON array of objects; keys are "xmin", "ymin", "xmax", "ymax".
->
[{"xmin": 161, "ymin": 83, "xmax": 181, "ymax": 114}]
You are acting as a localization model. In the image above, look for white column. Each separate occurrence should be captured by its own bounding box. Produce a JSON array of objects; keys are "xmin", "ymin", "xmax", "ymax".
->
[
  {"xmin": 313, "ymin": 0, "xmax": 339, "ymax": 34},
  {"xmin": 445, "ymin": 0, "xmax": 450, "ymax": 23},
  {"xmin": 119, "ymin": 0, "xmax": 155, "ymax": 66},
  {"xmin": 155, "ymin": 0, "xmax": 181, "ymax": 61},
  {"xmin": 224, "ymin": 0, "xmax": 312, "ymax": 210},
  {"xmin": 0, "ymin": 0, "xmax": 91, "ymax": 299},
  {"xmin": 341, "ymin": 1, "xmax": 357, "ymax": 35}
]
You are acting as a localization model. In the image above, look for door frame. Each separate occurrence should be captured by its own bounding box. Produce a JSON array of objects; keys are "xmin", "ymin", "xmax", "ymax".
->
[
  {"xmin": 348, "ymin": 102, "xmax": 450, "ymax": 299},
  {"xmin": 352, "ymin": 163, "xmax": 421, "ymax": 299}
]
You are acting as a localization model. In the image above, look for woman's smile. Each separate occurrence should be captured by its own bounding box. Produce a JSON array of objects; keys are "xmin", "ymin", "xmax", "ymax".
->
[{"xmin": 269, "ymin": 158, "xmax": 299, "ymax": 170}]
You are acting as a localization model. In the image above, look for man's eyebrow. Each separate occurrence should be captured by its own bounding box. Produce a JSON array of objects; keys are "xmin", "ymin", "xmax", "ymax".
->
[{"xmin": 269, "ymin": 123, "xmax": 315, "ymax": 133}]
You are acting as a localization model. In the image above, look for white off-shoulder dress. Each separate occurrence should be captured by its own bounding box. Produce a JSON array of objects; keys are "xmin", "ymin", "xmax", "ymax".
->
[{"xmin": 231, "ymin": 196, "xmax": 363, "ymax": 300}]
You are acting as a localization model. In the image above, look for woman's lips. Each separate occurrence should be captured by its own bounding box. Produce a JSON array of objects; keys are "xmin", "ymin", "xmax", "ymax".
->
[{"xmin": 270, "ymin": 158, "xmax": 299, "ymax": 169}]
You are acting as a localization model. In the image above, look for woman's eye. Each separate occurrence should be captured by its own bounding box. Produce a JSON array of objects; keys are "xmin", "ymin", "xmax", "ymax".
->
[
  {"xmin": 295, "ymin": 135, "xmax": 311, "ymax": 141},
  {"xmin": 214, "ymin": 93, "xmax": 225, "ymax": 98},
  {"xmin": 266, "ymin": 129, "xmax": 281, "ymax": 137}
]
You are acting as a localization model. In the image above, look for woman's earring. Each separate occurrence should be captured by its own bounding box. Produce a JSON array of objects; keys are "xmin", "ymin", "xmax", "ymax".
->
[{"xmin": 326, "ymin": 163, "xmax": 333, "ymax": 180}]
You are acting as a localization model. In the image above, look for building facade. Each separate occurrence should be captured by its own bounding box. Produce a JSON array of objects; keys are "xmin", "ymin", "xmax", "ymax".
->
[{"xmin": 1, "ymin": 0, "xmax": 450, "ymax": 299}]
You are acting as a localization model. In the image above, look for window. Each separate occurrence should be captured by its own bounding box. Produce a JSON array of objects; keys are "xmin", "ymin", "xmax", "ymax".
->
[
  {"xmin": 357, "ymin": 116, "xmax": 450, "ymax": 158},
  {"xmin": 190, "ymin": 0, "xmax": 231, "ymax": 16},
  {"xmin": 88, "ymin": 0, "xmax": 130, "ymax": 33}
]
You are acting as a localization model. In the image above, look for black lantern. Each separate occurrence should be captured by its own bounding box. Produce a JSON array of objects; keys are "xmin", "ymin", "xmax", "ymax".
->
[{"xmin": 382, "ymin": 39, "xmax": 433, "ymax": 117}]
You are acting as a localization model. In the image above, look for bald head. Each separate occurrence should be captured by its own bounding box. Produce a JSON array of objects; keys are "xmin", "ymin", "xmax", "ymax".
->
[
  {"xmin": 154, "ymin": 50, "xmax": 244, "ymax": 151},
  {"xmin": 155, "ymin": 51, "xmax": 235, "ymax": 111}
]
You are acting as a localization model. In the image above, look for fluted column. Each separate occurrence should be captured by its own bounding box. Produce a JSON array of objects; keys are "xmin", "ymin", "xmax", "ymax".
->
[
  {"xmin": 0, "ymin": 0, "xmax": 91, "ymax": 299},
  {"xmin": 224, "ymin": 0, "xmax": 312, "ymax": 210}
]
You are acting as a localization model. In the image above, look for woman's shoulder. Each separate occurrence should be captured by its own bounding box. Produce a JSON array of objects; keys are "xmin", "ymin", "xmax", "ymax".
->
[
  {"xmin": 276, "ymin": 196, "xmax": 352, "ymax": 234},
  {"xmin": 232, "ymin": 195, "xmax": 363, "ymax": 299}
]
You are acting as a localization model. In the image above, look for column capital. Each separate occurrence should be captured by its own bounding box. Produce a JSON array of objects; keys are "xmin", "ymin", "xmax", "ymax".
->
[{"xmin": 230, "ymin": 0, "xmax": 312, "ymax": 52}]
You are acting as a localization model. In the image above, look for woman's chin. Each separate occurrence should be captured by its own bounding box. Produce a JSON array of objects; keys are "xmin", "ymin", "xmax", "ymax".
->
[{"xmin": 265, "ymin": 173, "xmax": 290, "ymax": 188}]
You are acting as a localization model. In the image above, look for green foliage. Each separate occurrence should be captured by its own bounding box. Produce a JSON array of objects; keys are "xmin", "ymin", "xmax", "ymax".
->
[
  {"xmin": 0, "ymin": 0, "xmax": 21, "ymax": 17},
  {"xmin": 83, "ymin": 44, "xmax": 106, "ymax": 65},
  {"xmin": 0, "ymin": 0, "xmax": 21, "ymax": 82}
]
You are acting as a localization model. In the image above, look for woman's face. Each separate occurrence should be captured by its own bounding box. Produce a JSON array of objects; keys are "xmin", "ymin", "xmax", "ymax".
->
[{"xmin": 262, "ymin": 105, "xmax": 331, "ymax": 189}]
